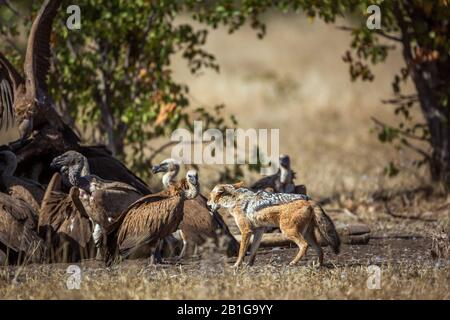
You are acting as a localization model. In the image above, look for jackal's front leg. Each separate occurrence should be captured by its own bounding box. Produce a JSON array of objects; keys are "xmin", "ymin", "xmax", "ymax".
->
[{"xmin": 234, "ymin": 231, "xmax": 251, "ymax": 267}]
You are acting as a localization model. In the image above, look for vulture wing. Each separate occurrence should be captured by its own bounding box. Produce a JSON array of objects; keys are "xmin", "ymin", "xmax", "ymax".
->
[
  {"xmin": 39, "ymin": 173, "xmax": 93, "ymax": 259},
  {"xmin": 0, "ymin": 52, "xmax": 23, "ymax": 130},
  {"xmin": 90, "ymin": 187, "xmax": 142, "ymax": 223},
  {"xmin": 117, "ymin": 194, "xmax": 184, "ymax": 258},
  {"xmin": 7, "ymin": 176, "xmax": 45, "ymax": 213},
  {"xmin": 24, "ymin": 0, "xmax": 62, "ymax": 99},
  {"xmin": 181, "ymin": 195, "xmax": 223, "ymax": 243},
  {"xmin": 80, "ymin": 145, "xmax": 151, "ymax": 195},
  {"xmin": 250, "ymin": 174, "xmax": 277, "ymax": 191},
  {"xmin": 0, "ymin": 192, "xmax": 45, "ymax": 262},
  {"xmin": 180, "ymin": 194, "xmax": 238, "ymax": 255}
]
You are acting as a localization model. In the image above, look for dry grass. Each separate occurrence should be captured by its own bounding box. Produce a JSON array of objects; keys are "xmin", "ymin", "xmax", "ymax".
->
[{"xmin": 1, "ymin": 242, "xmax": 448, "ymax": 299}]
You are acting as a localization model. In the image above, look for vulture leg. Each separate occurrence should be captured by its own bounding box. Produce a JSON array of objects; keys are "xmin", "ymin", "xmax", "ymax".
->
[
  {"xmin": 153, "ymin": 240, "xmax": 164, "ymax": 264},
  {"xmin": 0, "ymin": 248, "xmax": 6, "ymax": 265},
  {"xmin": 177, "ymin": 230, "xmax": 188, "ymax": 260},
  {"xmin": 92, "ymin": 222, "xmax": 105, "ymax": 260}
]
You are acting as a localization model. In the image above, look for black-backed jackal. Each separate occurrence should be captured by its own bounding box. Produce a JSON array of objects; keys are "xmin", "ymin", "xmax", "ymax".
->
[{"xmin": 207, "ymin": 183, "xmax": 340, "ymax": 267}]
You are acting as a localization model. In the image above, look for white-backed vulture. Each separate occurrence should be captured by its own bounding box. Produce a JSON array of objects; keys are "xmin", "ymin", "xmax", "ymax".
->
[
  {"xmin": 0, "ymin": 150, "xmax": 45, "ymax": 212},
  {"xmin": 38, "ymin": 172, "xmax": 94, "ymax": 263},
  {"xmin": 251, "ymin": 154, "xmax": 307, "ymax": 195},
  {"xmin": 50, "ymin": 151, "xmax": 144, "ymax": 256},
  {"xmin": 106, "ymin": 171, "xmax": 200, "ymax": 263},
  {"xmin": 51, "ymin": 151, "xmax": 143, "ymax": 219},
  {"xmin": 152, "ymin": 159, "xmax": 239, "ymax": 258},
  {"xmin": 0, "ymin": 192, "xmax": 46, "ymax": 264}
]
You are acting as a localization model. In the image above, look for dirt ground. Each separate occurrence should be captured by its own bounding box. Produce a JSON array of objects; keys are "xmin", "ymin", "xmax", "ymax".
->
[
  {"xmin": 1, "ymin": 200, "xmax": 448, "ymax": 300},
  {"xmin": 0, "ymin": 236, "xmax": 448, "ymax": 299}
]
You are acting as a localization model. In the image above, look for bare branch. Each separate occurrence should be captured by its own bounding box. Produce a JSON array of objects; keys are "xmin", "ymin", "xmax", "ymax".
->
[
  {"xmin": 401, "ymin": 138, "xmax": 431, "ymax": 160},
  {"xmin": 384, "ymin": 200, "xmax": 437, "ymax": 221},
  {"xmin": 147, "ymin": 141, "xmax": 178, "ymax": 164},
  {"xmin": 371, "ymin": 117, "xmax": 429, "ymax": 142},
  {"xmin": 382, "ymin": 94, "xmax": 419, "ymax": 105},
  {"xmin": 336, "ymin": 25, "xmax": 402, "ymax": 42},
  {"xmin": 0, "ymin": 0, "xmax": 20, "ymax": 17}
]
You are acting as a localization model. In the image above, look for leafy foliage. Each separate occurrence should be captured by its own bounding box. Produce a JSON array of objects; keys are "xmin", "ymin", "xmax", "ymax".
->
[{"xmin": 1, "ymin": 0, "xmax": 450, "ymax": 185}]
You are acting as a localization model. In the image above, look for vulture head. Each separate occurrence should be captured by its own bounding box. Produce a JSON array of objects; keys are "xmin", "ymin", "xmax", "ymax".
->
[
  {"xmin": 50, "ymin": 151, "xmax": 91, "ymax": 193},
  {"xmin": 151, "ymin": 158, "xmax": 180, "ymax": 174},
  {"xmin": 184, "ymin": 170, "xmax": 199, "ymax": 199},
  {"xmin": 279, "ymin": 154, "xmax": 291, "ymax": 170},
  {"xmin": 51, "ymin": 150, "xmax": 86, "ymax": 170},
  {"xmin": 152, "ymin": 158, "xmax": 180, "ymax": 187}
]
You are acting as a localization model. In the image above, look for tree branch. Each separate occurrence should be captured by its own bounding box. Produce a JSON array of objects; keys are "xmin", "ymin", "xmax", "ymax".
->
[
  {"xmin": 384, "ymin": 200, "xmax": 437, "ymax": 221},
  {"xmin": 0, "ymin": 0, "xmax": 20, "ymax": 17},
  {"xmin": 371, "ymin": 117, "xmax": 429, "ymax": 142},
  {"xmin": 401, "ymin": 138, "xmax": 431, "ymax": 160},
  {"xmin": 336, "ymin": 25, "xmax": 402, "ymax": 42},
  {"xmin": 147, "ymin": 140, "xmax": 178, "ymax": 165}
]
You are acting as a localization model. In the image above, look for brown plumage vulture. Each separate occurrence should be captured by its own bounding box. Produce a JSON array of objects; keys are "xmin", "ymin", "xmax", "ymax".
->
[
  {"xmin": 251, "ymin": 154, "xmax": 307, "ymax": 195},
  {"xmin": 0, "ymin": 192, "xmax": 46, "ymax": 264},
  {"xmin": 50, "ymin": 150, "xmax": 144, "ymax": 258},
  {"xmin": 152, "ymin": 159, "xmax": 239, "ymax": 258},
  {"xmin": 0, "ymin": 150, "xmax": 45, "ymax": 212},
  {"xmin": 106, "ymin": 170, "xmax": 200, "ymax": 264},
  {"xmin": 38, "ymin": 172, "xmax": 94, "ymax": 263}
]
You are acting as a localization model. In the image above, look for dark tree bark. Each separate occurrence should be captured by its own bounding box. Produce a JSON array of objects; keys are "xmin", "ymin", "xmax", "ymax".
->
[{"xmin": 395, "ymin": 2, "xmax": 450, "ymax": 188}]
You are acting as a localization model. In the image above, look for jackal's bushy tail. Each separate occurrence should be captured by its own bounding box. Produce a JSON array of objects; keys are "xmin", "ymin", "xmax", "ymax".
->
[{"xmin": 312, "ymin": 203, "xmax": 340, "ymax": 254}]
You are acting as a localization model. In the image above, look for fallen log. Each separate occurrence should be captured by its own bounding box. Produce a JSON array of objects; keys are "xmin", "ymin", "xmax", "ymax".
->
[{"xmin": 234, "ymin": 223, "xmax": 371, "ymax": 248}]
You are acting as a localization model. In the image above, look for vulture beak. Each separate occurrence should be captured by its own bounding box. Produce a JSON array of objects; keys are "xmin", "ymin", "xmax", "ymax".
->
[
  {"xmin": 187, "ymin": 173, "xmax": 198, "ymax": 187},
  {"xmin": 151, "ymin": 163, "xmax": 168, "ymax": 174},
  {"xmin": 50, "ymin": 155, "xmax": 67, "ymax": 170}
]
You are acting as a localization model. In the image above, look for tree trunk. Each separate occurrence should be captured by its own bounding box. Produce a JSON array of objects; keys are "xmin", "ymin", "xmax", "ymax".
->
[
  {"xmin": 412, "ymin": 65, "xmax": 450, "ymax": 187},
  {"xmin": 395, "ymin": 2, "xmax": 450, "ymax": 188}
]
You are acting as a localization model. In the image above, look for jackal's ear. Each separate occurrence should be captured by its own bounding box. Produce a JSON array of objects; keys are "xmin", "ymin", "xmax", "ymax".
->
[
  {"xmin": 211, "ymin": 185, "xmax": 225, "ymax": 195},
  {"xmin": 222, "ymin": 183, "xmax": 242, "ymax": 194},
  {"xmin": 231, "ymin": 181, "xmax": 244, "ymax": 189}
]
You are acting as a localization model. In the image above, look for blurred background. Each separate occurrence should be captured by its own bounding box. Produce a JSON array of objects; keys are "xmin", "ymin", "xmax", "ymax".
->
[
  {"xmin": 167, "ymin": 14, "xmax": 422, "ymax": 197},
  {"xmin": 0, "ymin": 2, "xmax": 438, "ymax": 198}
]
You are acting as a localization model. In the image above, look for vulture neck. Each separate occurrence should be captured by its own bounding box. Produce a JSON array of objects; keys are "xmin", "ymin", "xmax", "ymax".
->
[
  {"xmin": 162, "ymin": 168, "xmax": 179, "ymax": 188},
  {"xmin": 81, "ymin": 156, "xmax": 90, "ymax": 176},
  {"xmin": 183, "ymin": 181, "xmax": 199, "ymax": 199},
  {"xmin": 67, "ymin": 156, "xmax": 90, "ymax": 187},
  {"xmin": 68, "ymin": 162, "xmax": 86, "ymax": 187},
  {"xmin": 279, "ymin": 165, "xmax": 292, "ymax": 185}
]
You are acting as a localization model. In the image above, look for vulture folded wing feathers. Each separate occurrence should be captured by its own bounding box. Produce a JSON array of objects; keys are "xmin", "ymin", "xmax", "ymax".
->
[
  {"xmin": 0, "ymin": 193, "xmax": 45, "ymax": 263},
  {"xmin": 117, "ymin": 194, "xmax": 184, "ymax": 258},
  {"xmin": 38, "ymin": 173, "xmax": 93, "ymax": 262},
  {"xmin": 89, "ymin": 185, "xmax": 142, "ymax": 224}
]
